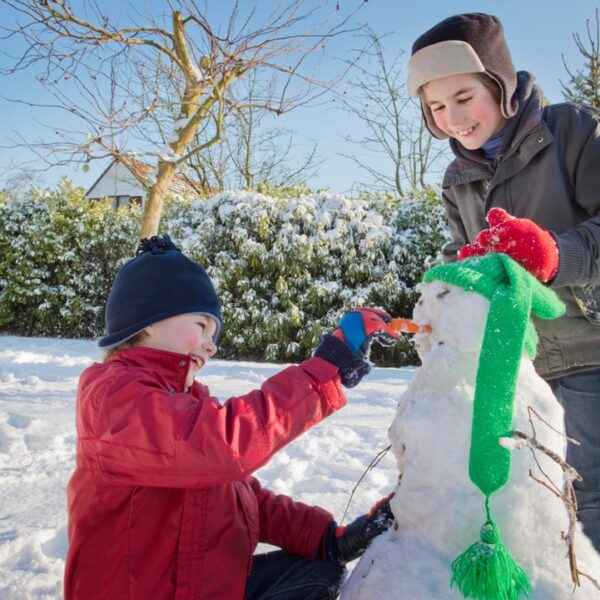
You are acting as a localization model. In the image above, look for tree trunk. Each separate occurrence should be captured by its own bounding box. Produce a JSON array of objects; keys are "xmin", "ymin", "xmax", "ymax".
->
[{"xmin": 138, "ymin": 160, "xmax": 177, "ymax": 239}]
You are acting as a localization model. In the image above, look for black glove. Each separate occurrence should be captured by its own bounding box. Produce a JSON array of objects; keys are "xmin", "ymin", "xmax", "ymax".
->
[
  {"xmin": 317, "ymin": 494, "xmax": 395, "ymax": 564},
  {"xmin": 313, "ymin": 333, "xmax": 371, "ymax": 388}
]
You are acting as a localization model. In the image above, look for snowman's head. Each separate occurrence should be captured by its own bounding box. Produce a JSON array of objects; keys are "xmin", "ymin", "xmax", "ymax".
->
[
  {"xmin": 416, "ymin": 254, "xmax": 565, "ymax": 364},
  {"xmin": 412, "ymin": 279, "xmax": 490, "ymax": 361}
]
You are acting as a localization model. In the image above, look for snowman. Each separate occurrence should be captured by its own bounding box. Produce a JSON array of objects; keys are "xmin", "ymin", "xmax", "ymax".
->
[{"xmin": 342, "ymin": 254, "xmax": 600, "ymax": 600}]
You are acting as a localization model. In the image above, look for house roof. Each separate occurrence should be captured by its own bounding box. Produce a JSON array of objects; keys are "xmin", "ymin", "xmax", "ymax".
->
[{"xmin": 86, "ymin": 156, "xmax": 203, "ymax": 197}]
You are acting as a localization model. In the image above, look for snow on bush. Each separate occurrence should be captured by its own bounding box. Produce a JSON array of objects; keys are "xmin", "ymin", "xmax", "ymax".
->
[
  {"xmin": 168, "ymin": 190, "xmax": 449, "ymax": 365},
  {"xmin": 0, "ymin": 181, "xmax": 139, "ymax": 338},
  {"xmin": 0, "ymin": 184, "xmax": 448, "ymax": 365}
]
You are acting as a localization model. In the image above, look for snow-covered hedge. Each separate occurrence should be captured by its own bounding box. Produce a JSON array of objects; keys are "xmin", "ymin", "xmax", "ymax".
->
[
  {"xmin": 0, "ymin": 185, "xmax": 449, "ymax": 365},
  {"xmin": 0, "ymin": 181, "xmax": 139, "ymax": 338},
  {"xmin": 168, "ymin": 190, "xmax": 449, "ymax": 365}
]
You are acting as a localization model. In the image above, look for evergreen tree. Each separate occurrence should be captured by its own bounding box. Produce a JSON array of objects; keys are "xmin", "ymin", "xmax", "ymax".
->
[{"xmin": 561, "ymin": 8, "xmax": 600, "ymax": 109}]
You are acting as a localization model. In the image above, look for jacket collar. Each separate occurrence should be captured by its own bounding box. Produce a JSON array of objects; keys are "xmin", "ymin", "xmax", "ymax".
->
[
  {"xmin": 443, "ymin": 71, "xmax": 551, "ymax": 188},
  {"xmin": 109, "ymin": 346, "xmax": 193, "ymax": 392}
]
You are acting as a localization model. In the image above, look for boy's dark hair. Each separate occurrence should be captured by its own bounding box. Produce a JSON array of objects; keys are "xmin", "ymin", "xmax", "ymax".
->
[
  {"xmin": 408, "ymin": 13, "xmax": 517, "ymax": 139},
  {"xmin": 477, "ymin": 72, "xmax": 503, "ymax": 106}
]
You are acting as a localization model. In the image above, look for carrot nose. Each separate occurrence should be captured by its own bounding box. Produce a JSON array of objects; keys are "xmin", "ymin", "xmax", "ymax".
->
[{"xmin": 390, "ymin": 318, "xmax": 431, "ymax": 334}]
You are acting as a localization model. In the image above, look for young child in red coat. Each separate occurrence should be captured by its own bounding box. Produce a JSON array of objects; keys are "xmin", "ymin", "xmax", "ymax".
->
[{"xmin": 64, "ymin": 235, "xmax": 397, "ymax": 600}]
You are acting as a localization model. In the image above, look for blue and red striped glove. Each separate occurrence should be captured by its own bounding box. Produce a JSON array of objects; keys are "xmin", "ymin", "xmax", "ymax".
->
[
  {"xmin": 333, "ymin": 307, "xmax": 400, "ymax": 358},
  {"xmin": 314, "ymin": 308, "xmax": 400, "ymax": 387},
  {"xmin": 317, "ymin": 494, "xmax": 395, "ymax": 564}
]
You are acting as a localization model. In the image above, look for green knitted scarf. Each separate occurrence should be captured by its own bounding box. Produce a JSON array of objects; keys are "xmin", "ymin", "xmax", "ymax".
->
[{"xmin": 423, "ymin": 253, "xmax": 565, "ymax": 600}]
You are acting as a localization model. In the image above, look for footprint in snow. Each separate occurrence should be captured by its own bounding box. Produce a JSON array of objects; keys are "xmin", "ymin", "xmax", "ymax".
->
[
  {"xmin": 7, "ymin": 414, "xmax": 31, "ymax": 429},
  {"xmin": 40, "ymin": 526, "xmax": 68, "ymax": 560}
]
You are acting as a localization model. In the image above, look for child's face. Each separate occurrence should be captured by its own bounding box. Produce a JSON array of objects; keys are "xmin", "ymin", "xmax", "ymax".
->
[
  {"xmin": 422, "ymin": 72, "xmax": 506, "ymax": 150},
  {"xmin": 141, "ymin": 313, "xmax": 218, "ymax": 389}
]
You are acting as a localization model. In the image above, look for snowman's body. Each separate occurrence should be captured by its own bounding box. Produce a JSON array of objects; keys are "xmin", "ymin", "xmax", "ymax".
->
[{"xmin": 342, "ymin": 281, "xmax": 600, "ymax": 599}]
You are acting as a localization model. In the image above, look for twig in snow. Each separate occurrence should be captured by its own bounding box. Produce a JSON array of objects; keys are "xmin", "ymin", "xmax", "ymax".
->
[{"xmin": 340, "ymin": 445, "xmax": 391, "ymax": 525}]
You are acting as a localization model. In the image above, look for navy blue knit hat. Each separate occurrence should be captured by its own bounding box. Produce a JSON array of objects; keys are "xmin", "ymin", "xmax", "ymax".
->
[{"xmin": 98, "ymin": 235, "xmax": 221, "ymax": 348}]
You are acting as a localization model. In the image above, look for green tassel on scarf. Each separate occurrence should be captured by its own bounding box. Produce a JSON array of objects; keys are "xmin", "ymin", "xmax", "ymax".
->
[
  {"xmin": 451, "ymin": 502, "xmax": 531, "ymax": 600},
  {"xmin": 423, "ymin": 254, "xmax": 565, "ymax": 600}
]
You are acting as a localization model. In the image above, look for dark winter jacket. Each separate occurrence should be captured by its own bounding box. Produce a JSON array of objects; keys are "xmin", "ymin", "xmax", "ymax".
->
[
  {"xmin": 440, "ymin": 71, "xmax": 600, "ymax": 378},
  {"xmin": 64, "ymin": 347, "xmax": 345, "ymax": 599}
]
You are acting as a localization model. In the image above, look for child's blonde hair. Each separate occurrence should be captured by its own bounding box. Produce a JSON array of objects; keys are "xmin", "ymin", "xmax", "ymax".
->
[{"xmin": 102, "ymin": 331, "xmax": 148, "ymax": 363}]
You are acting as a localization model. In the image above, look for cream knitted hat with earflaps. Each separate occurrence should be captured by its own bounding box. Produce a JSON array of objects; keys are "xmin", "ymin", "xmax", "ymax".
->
[{"xmin": 408, "ymin": 13, "xmax": 518, "ymax": 139}]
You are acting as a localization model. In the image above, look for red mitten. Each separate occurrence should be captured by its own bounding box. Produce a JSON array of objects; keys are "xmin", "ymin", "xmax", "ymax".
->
[
  {"xmin": 458, "ymin": 208, "xmax": 559, "ymax": 282},
  {"xmin": 457, "ymin": 239, "xmax": 487, "ymax": 260}
]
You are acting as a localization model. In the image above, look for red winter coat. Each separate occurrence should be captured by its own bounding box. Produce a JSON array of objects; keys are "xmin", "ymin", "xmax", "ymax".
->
[{"xmin": 64, "ymin": 347, "xmax": 346, "ymax": 599}]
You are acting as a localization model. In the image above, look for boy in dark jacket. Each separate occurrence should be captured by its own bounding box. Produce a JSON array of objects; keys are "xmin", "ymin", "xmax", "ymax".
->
[
  {"xmin": 408, "ymin": 12, "xmax": 600, "ymax": 551},
  {"xmin": 64, "ymin": 235, "xmax": 397, "ymax": 599}
]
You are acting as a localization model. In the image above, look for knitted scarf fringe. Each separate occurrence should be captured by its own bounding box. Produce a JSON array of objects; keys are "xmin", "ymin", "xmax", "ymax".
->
[{"xmin": 451, "ymin": 505, "xmax": 531, "ymax": 600}]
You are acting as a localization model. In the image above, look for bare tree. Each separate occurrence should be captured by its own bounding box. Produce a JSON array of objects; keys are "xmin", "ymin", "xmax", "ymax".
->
[
  {"xmin": 0, "ymin": 163, "xmax": 44, "ymax": 198},
  {"xmin": 561, "ymin": 8, "xmax": 600, "ymax": 110},
  {"xmin": 184, "ymin": 72, "xmax": 321, "ymax": 192},
  {"xmin": 0, "ymin": 0, "xmax": 366, "ymax": 238},
  {"xmin": 130, "ymin": 68, "xmax": 320, "ymax": 194},
  {"xmin": 337, "ymin": 30, "xmax": 447, "ymax": 197},
  {"xmin": 225, "ymin": 103, "xmax": 320, "ymax": 190}
]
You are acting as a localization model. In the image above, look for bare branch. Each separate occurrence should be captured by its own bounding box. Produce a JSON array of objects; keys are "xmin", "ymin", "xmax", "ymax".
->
[
  {"xmin": 340, "ymin": 445, "xmax": 391, "ymax": 525},
  {"xmin": 507, "ymin": 406, "xmax": 599, "ymax": 591},
  {"xmin": 336, "ymin": 28, "xmax": 448, "ymax": 197},
  {"xmin": 0, "ymin": 0, "xmax": 367, "ymax": 237}
]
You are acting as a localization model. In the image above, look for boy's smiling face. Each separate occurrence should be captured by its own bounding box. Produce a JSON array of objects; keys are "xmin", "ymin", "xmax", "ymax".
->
[
  {"xmin": 140, "ymin": 313, "xmax": 218, "ymax": 389},
  {"xmin": 423, "ymin": 72, "xmax": 506, "ymax": 150}
]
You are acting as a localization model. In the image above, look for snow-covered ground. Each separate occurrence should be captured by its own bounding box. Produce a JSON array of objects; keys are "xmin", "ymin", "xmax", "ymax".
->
[{"xmin": 0, "ymin": 335, "xmax": 410, "ymax": 600}]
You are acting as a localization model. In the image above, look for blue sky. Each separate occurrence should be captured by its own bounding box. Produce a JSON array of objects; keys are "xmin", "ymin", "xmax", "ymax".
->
[{"xmin": 0, "ymin": 0, "xmax": 598, "ymax": 194}]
